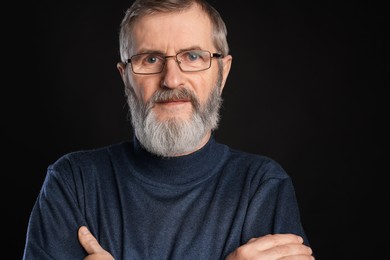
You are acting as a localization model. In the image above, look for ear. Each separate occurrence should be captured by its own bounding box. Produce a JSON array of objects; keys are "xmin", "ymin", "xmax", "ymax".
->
[
  {"xmin": 117, "ymin": 62, "xmax": 126, "ymax": 82},
  {"xmin": 220, "ymin": 54, "xmax": 232, "ymax": 93}
]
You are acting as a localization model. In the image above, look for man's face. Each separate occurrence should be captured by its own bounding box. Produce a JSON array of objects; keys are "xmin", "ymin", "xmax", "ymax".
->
[{"xmin": 118, "ymin": 4, "xmax": 232, "ymax": 156}]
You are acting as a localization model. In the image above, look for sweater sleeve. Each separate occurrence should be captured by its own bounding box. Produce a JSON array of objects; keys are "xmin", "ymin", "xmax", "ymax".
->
[
  {"xmin": 23, "ymin": 157, "xmax": 88, "ymax": 260},
  {"xmin": 242, "ymin": 160, "xmax": 310, "ymax": 247}
]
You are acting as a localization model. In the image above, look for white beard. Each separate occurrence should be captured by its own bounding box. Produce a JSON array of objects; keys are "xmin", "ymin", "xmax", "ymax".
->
[{"xmin": 125, "ymin": 70, "xmax": 223, "ymax": 157}]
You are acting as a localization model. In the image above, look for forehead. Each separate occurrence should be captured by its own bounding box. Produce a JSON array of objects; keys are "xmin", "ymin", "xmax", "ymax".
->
[{"xmin": 131, "ymin": 4, "xmax": 214, "ymax": 53}]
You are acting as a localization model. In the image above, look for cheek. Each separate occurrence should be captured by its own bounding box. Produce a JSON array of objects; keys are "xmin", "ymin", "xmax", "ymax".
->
[
  {"xmin": 130, "ymin": 76, "xmax": 160, "ymax": 103},
  {"xmin": 192, "ymin": 73, "xmax": 217, "ymax": 103}
]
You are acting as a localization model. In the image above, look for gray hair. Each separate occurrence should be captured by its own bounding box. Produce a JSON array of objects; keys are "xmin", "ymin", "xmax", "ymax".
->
[{"xmin": 118, "ymin": 0, "xmax": 229, "ymax": 62}]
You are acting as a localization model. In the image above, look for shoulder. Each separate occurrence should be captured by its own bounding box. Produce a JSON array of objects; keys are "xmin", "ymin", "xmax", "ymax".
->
[
  {"xmin": 222, "ymin": 144, "xmax": 290, "ymax": 182},
  {"xmin": 53, "ymin": 141, "xmax": 129, "ymax": 165},
  {"xmin": 214, "ymin": 142, "xmax": 296, "ymax": 200},
  {"xmin": 46, "ymin": 141, "xmax": 132, "ymax": 180}
]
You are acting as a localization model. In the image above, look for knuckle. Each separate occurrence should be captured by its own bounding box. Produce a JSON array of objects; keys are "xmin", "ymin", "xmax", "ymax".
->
[{"xmin": 235, "ymin": 245, "xmax": 252, "ymax": 257}]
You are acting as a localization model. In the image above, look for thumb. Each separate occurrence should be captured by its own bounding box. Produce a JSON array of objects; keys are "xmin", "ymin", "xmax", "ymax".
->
[{"xmin": 78, "ymin": 226, "xmax": 105, "ymax": 254}]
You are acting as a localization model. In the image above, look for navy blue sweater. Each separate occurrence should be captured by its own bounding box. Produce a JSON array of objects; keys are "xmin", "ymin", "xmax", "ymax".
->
[{"xmin": 23, "ymin": 137, "xmax": 309, "ymax": 259}]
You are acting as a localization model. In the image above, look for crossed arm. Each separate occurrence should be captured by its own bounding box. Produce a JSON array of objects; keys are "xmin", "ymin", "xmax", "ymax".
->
[{"xmin": 78, "ymin": 226, "xmax": 314, "ymax": 260}]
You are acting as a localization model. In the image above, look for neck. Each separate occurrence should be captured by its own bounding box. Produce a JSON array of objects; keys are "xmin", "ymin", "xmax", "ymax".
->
[{"xmin": 130, "ymin": 132, "xmax": 225, "ymax": 185}]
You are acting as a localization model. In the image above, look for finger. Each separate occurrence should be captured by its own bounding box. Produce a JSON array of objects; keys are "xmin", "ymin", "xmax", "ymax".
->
[
  {"xmin": 279, "ymin": 255, "xmax": 315, "ymax": 260},
  {"xmin": 262, "ymin": 243, "xmax": 313, "ymax": 259},
  {"xmin": 78, "ymin": 226, "xmax": 105, "ymax": 254},
  {"xmin": 249, "ymin": 234, "xmax": 304, "ymax": 251}
]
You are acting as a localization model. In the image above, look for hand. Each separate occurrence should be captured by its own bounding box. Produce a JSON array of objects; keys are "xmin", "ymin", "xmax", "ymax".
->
[
  {"xmin": 78, "ymin": 226, "xmax": 115, "ymax": 260},
  {"xmin": 226, "ymin": 234, "xmax": 314, "ymax": 260}
]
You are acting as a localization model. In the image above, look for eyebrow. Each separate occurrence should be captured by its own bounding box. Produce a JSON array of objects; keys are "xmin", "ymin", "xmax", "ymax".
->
[{"xmin": 134, "ymin": 46, "xmax": 204, "ymax": 56}]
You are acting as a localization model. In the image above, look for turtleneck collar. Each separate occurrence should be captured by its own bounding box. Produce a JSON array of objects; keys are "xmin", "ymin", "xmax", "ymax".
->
[{"xmin": 129, "ymin": 134, "xmax": 227, "ymax": 186}]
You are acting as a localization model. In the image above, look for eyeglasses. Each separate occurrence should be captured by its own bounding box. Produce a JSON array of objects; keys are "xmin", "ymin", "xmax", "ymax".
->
[{"xmin": 126, "ymin": 50, "xmax": 224, "ymax": 75}]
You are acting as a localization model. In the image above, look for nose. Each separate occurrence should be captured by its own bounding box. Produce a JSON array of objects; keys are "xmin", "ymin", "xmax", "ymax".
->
[{"xmin": 161, "ymin": 56, "xmax": 184, "ymax": 89}]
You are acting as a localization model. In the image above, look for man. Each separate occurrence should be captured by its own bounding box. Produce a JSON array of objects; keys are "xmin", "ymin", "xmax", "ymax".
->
[{"xmin": 23, "ymin": 0, "xmax": 313, "ymax": 259}]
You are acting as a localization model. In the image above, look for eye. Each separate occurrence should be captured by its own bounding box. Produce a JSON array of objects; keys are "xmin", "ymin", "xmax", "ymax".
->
[
  {"xmin": 186, "ymin": 51, "xmax": 201, "ymax": 61},
  {"xmin": 144, "ymin": 54, "xmax": 162, "ymax": 64}
]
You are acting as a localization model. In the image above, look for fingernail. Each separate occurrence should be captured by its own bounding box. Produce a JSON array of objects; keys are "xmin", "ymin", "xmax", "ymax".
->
[{"xmin": 80, "ymin": 226, "xmax": 89, "ymax": 235}]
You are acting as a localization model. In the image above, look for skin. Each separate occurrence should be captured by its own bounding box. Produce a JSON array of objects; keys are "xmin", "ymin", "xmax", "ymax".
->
[
  {"xmin": 78, "ymin": 227, "xmax": 114, "ymax": 260},
  {"xmin": 117, "ymin": 4, "xmax": 232, "ymax": 155},
  {"xmin": 78, "ymin": 4, "xmax": 314, "ymax": 259},
  {"xmin": 79, "ymin": 226, "xmax": 314, "ymax": 260}
]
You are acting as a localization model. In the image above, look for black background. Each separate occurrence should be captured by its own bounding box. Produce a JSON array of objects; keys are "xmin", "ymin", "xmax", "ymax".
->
[{"xmin": 7, "ymin": 0, "xmax": 387, "ymax": 259}]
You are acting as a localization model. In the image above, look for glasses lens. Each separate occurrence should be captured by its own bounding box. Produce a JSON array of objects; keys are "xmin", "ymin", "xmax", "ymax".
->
[
  {"xmin": 131, "ymin": 53, "xmax": 164, "ymax": 74},
  {"xmin": 177, "ymin": 50, "xmax": 211, "ymax": 72},
  {"xmin": 129, "ymin": 50, "xmax": 216, "ymax": 74}
]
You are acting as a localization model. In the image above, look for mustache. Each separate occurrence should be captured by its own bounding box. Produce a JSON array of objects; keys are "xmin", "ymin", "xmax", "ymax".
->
[{"xmin": 149, "ymin": 87, "xmax": 200, "ymax": 108}]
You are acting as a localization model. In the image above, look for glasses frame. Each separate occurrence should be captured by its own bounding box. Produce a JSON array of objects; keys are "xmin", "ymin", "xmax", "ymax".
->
[{"xmin": 125, "ymin": 50, "xmax": 224, "ymax": 75}]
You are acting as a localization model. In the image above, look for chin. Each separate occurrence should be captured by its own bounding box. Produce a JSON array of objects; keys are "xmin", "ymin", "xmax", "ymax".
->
[{"xmin": 156, "ymin": 111, "xmax": 193, "ymax": 122}]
